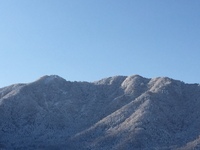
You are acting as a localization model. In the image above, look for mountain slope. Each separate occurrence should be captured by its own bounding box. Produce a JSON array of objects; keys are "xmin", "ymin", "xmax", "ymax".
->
[{"xmin": 0, "ymin": 75, "xmax": 200, "ymax": 150}]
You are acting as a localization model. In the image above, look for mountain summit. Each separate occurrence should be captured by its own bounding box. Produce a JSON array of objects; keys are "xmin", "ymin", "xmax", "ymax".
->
[{"xmin": 0, "ymin": 75, "xmax": 200, "ymax": 150}]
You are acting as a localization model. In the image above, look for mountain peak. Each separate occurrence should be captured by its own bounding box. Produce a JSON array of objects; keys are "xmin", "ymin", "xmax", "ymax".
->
[
  {"xmin": 94, "ymin": 75, "xmax": 127, "ymax": 85},
  {"xmin": 35, "ymin": 75, "xmax": 66, "ymax": 84}
]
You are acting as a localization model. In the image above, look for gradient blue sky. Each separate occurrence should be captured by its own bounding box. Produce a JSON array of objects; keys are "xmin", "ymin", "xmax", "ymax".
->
[{"xmin": 0, "ymin": 0, "xmax": 200, "ymax": 87}]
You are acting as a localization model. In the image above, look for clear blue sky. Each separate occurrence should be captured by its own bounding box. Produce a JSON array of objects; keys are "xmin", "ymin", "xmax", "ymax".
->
[{"xmin": 0, "ymin": 0, "xmax": 200, "ymax": 87}]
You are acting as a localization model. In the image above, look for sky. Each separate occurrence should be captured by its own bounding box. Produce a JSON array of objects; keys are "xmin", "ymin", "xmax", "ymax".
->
[{"xmin": 0, "ymin": 0, "xmax": 200, "ymax": 87}]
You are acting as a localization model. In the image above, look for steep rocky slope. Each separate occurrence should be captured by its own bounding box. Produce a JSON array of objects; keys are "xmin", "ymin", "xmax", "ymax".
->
[{"xmin": 0, "ymin": 75, "xmax": 200, "ymax": 150}]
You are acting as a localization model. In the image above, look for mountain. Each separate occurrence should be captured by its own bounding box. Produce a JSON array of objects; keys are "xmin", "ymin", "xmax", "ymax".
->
[{"xmin": 0, "ymin": 75, "xmax": 200, "ymax": 150}]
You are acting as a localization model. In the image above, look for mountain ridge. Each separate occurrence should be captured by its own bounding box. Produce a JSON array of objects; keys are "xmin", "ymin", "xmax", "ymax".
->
[{"xmin": 0, "ymin": 75, "xmax": 200, "ymax": 149}]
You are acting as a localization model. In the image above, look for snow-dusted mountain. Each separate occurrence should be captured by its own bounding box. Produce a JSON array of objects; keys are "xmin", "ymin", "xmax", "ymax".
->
[{"xmin": 0, "ymin": 75, "xmax": 200, "ymax": 150}]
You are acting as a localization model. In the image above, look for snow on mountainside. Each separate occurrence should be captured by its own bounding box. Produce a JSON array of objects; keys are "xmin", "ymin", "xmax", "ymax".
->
[{"xmin": 0, "ymin": 75, "xmax": 200, "ymax": 150}]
